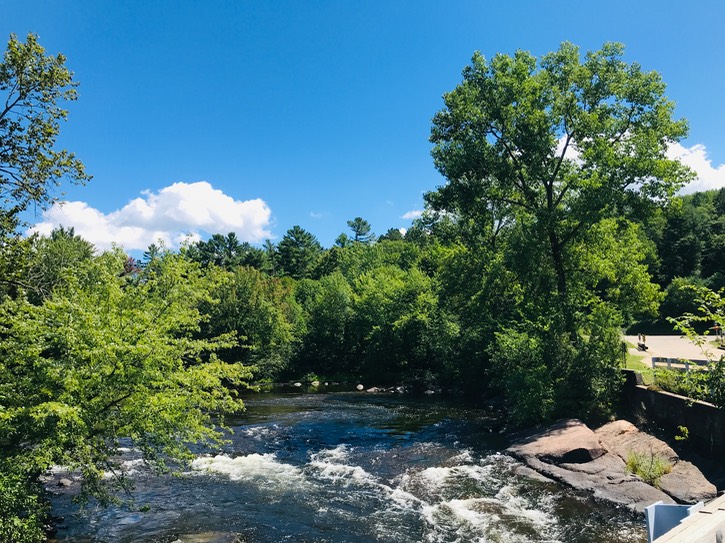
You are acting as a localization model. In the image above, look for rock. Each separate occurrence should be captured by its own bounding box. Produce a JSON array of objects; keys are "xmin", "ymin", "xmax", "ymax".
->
[
  {"xmin": 58, "ymin": 478, "xmax": 72, "ymax": 488},
  {"xmin": 507, "ymin": 419, "xmax": 674, "ymax": 512},
  {"xmin": 366, "ymin": 387, "xmax": 379, "ymax": 393},
  {"xmin": 424, "ymin": 389, "xmax": 435, "ymax": 395},
  {"xmin": 595, "ymin": 420, "xmax": 677, "ymax": 462},
  {"xmin": 310, "ymin": 381, "xmax": 320, "ymax": 387},
  {"xmin": 508, "ymin": 419, "xmax": 606, "ymax": 465},
  {"xmin": 293, "ymin": 382, "xmax": 302, "ymax": 387},
  {"xmin": 512, "ymin": 464, "xmax": 554, "ymax": 483},
  {"xmin": 356, "ymin": 384, "xmax": 364, "ymax": 391},
  {"xmin": 596, "ymin": 420, "xmax": 716, "ymax": 503}
]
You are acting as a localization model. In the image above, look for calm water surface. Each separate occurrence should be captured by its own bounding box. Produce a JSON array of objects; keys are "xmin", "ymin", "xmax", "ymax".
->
[{"xmin": 49, "ymin": 393, "xmax": 646, "ymax": 542}]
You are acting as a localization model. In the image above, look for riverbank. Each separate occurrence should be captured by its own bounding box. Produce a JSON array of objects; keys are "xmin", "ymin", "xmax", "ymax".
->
[{"xmin": 507, "ymin": 418, "xmax": 718, "ymax": 513}]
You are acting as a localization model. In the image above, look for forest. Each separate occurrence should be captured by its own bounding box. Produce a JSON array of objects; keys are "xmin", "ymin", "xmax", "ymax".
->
[{"xmin": 0, "ymin": 34, "xmax": 723, "ymax": 542}]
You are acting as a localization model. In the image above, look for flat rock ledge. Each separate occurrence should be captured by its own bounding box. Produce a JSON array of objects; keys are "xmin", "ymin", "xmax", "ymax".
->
[{"xmin": 507, "ymin": 419, "xmax": 716, "ymax": 513}]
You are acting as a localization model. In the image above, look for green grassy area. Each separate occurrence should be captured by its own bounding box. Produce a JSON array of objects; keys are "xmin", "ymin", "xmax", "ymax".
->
[{"xmin": 624, "ymin": 341, "xmax": 655, "ymax": 384}]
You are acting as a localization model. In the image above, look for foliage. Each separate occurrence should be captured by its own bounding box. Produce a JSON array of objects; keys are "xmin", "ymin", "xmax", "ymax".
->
[
  {"xmin": 491, "ymin": 303, "xmax": 624, "ymax": 424},
  {"xmin": 674, "ymin": 425, "xmax": 689, "ymax": 442},
  {"xmin": 184, "ymin": 232, "xmax": 270, "ymax": 271},
  {"xmin": 346, "ymin": 217, "xmax": 375, "ymax": 244},
  {"xmin": 348, "ymin": 265, "xmax": 456, "ymax": 384},
  {"xmin": 652, "ymin": 287, "xmax": 725, "ymax": 408},
  {"xmin": 0, "ymin": 251, "xmax": 252, "ymax": 541},
  {"xmin": 293, "ymin": 272, "xmax": 354, "ymax": 377},
  {"xmin": 0, "ymin": 470, "xmax": 47, "ymax": 543},
  {"xmin": 198, "ymin": 265, "xmax": 302, "ymax": 379},
  {"xmin": 0, "ymin": 33, "xmax": 90, "ymax": 224},
  {"xmin": 430, "ymin": 41, "xmax": 690, "ymax": 309},
  {"xmin": 625, "ymin": 451, "xmax": 672, "ymax": 488},
  {"xmin": 649, "ymin": 189, "xmax": 725, "ymax": 289},
  {"xmin": 652, "ymin": 368, "xmax": 709, "ymax": 401},
  {"xmin": 26, "ymin": 226, "xmax": 95, "ymax": 303},
  {"xmin": 668, "ymin": 285, "xmax": 725, "ymax": 407},
  {"xmin": 425, "ymin": 41, "xmax": 691, "ymax": 422},
  {"xmin": 276, "ymin": 225, "xmax": 323, "ymax": 279},
  {"xmin": 379, "ymin": 227, "xmax": 405, "ymax": 242}
]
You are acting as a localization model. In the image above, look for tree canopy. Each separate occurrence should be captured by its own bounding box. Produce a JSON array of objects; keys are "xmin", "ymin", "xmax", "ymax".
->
[
  {"xmin": 430, "ymin": 42, "xmax": 692, "ymax": 306},
  {"xmin": 346, "ymin": 217, "xmax": 375, "ymax": 244},
  {"xmin": 0, "ymin": 33, "xmax": 90, "ymax": 227}
]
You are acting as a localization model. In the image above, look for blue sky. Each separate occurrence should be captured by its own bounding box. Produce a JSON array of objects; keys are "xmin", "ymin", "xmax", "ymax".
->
[{"xmin": 5, "ymin": 1, "xmax": 725, "ymax": 250}]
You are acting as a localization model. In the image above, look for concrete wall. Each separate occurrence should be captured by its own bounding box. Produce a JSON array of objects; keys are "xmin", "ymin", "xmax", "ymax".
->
[{"xmin": 621, "ymin": 369, "xmax": 725, "ymax": 456}]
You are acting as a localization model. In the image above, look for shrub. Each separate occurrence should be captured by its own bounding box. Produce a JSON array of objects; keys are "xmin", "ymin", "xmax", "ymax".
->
[{"xmin": 625, "ymin": 451, "xmax": 672, "ymax": 488}]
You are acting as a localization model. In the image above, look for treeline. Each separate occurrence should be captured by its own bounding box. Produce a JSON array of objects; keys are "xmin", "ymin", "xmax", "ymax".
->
[
  {"xmin": 649, "ymin": 190, "xmax": 725, "ymax": 324},
  {"xmin": 25, "ymin": 184, "xmax": 723, "ymax": 405},
  {"xmin": 172, "ymin": 187, "xmax": 724, "ymax": 397}
]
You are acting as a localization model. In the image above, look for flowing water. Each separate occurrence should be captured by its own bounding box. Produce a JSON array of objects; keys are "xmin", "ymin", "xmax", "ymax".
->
[{"xmin": 49, "ymin": 393, "xmax": 646, "ymax": 542}]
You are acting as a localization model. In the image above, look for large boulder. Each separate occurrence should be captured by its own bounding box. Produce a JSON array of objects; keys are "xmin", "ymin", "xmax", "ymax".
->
[
  {"xmin": 595, "ymin": 420, "xmax": 716, "ymax": 504},
  {"xmin": 507, "ymin": 419, "xmax": 674, "ymax": 512},
  {"xmin": 509, "ymin": 419, "xmax": 607, "ymax": 464}
]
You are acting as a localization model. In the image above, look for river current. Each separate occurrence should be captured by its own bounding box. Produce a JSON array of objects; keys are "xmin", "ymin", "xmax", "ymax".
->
[{"xmin": 49, "ymin": 393, "xmax": 646, "ymax": 542}]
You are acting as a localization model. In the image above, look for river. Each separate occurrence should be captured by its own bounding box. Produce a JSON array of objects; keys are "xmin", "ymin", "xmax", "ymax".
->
[{"xmin": 49, "ymin": 393, "xmax": 646, "ymax": 542}]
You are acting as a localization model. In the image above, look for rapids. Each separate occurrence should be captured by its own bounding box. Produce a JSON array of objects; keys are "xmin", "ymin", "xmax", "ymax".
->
[{"xmin": 48, "ymin": 393, "xmax": 646, "ymax": 542}]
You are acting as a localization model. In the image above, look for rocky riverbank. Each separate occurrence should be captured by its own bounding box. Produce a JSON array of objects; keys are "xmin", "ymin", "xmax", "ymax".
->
[{"xmin": 507, "ymin": 419, "xmax": 717, "ymax": 512}]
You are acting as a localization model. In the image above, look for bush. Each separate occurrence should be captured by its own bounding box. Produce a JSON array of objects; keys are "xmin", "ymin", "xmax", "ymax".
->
[{"xmin": 625, "ymin": 451, "xmax": 672, "ymax": 488}]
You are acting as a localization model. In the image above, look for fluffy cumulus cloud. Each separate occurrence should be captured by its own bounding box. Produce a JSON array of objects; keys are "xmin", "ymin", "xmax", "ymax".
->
[
  {"xmin": 401, "ymin": 210, "xmax": 423, "ymax": 220},
  {"xmin": 667, "ymin": 142, "xmax": 725, "ymax": 194},
  {"xmin": 29, "ymin": 181, "xmax": 272, "ymax": 251}
]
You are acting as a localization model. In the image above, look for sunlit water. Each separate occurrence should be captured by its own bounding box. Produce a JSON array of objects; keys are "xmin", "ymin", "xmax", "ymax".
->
[{"xmin": 48, "ymin": 393, "xmax": 646, "ymax": 542}]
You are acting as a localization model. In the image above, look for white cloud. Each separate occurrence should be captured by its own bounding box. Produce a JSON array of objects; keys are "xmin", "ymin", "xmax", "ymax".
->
[
  {"xmin": 401, "ymin": 210, "xmax": 423, "ymax": 220},
  {"xmin": 667, "ymin": 142, "xmax": 725, "ymax": 194},
  {"xmin": 309, "ymin": 211, "xmax": 324, "ymax": 219},
  {"xmin": 28, "ymin": 181, "xmax": 272, "ymax": 251}
]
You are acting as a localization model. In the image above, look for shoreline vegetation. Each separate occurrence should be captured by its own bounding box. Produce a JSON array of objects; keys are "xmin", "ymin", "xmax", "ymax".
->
[{"xmin": 1, "ymin": 34, "xmax": 723, "ymax": 541}]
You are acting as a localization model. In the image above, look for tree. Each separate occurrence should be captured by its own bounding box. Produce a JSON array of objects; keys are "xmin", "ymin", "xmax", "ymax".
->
[
  {"xmin": 198, "ymin": 266, "xmax": 301, "ymax": 379},
  {"xmin": 669, "ymin": 285, "xmax": 725, "ymax": 406},
  {"xmin": 0, "ymin": 33, "xmax": 90, "ymax": 228},
  {"xmin": 430, "ymin": 42, "xmax": 692, "ymax": 317},
  {"xmin": 428, "ymin": 42, "xmax": 691, "ymax": 422},
  {"xmin": 277, "ymin": 225, "xmax": 323, "ymax": 279},
  {"xmin": 293, "ymin": 272, "xmax": 354, "ymax": 377},
  {"xmin": 379, "ymin": 227, "xmax": 405, "ymax": 242},
  {"xmin": 347, "ymin": 217, "xmax": 375, "ymax": 244},
  {"xmin": 26, "ymin": 225, "xmax": 95, "ymax": 303},
  {"xmin": 0, "ymin": 251, "xmax": 251, "ymax": 541}
]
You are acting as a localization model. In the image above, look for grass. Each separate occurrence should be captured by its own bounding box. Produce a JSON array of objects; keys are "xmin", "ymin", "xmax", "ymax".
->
[
  {"xmin": 624, "ymin": 341, "xmax": 655, "ymax": 384},
  {"xmin": 625, "ymin": 451, "xmax": 672, "ymax": 488}
]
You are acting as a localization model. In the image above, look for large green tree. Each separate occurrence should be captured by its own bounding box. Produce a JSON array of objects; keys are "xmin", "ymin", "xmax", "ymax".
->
[
  {"xmin": 428, "ymin": 42, "xmax": 691, "ymax": 422},
  {"xmin": 430, "ymin": 42, "xmax": 692, "ymax": 313},
  {"xmin": 198, "ymin": 266, "xmax": 301, "ymax": 379}
]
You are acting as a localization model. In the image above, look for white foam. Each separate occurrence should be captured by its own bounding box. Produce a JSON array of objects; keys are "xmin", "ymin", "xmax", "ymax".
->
[
  {"xmin": 308, "ymin": 445, "xmax": 377, "ymax": 487},
  {"xmin": 423, "ymin": 496, "xmax": 555, "ymax": 543},
  {"xmin": 241, "ymin": 425, "xmax": 276, "ymax": 440},
  {"xmin": 494, "ymin": 484, "xmax": 557, "ymax": 529},
  {"xmin": 191, "ymin": 453, "xmax": 307, "ymax": 489},
  {"xmin": 119, "ymin": 458, "xmax": 146, "ymax": 475}
]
